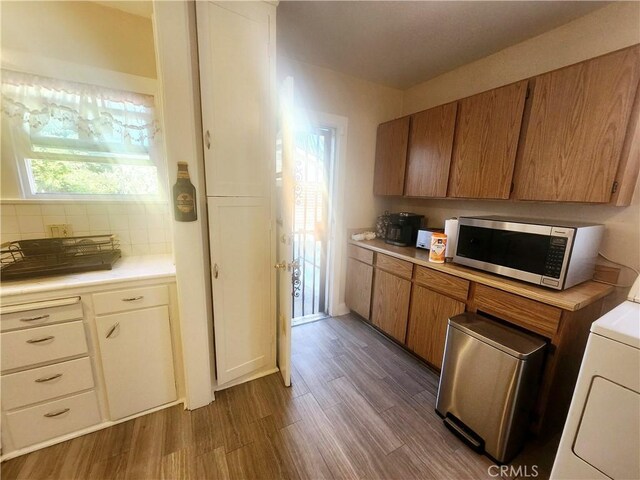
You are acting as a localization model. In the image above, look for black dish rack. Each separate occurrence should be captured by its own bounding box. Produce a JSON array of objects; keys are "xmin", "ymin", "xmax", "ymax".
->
[{"xmin": 1, "ymin": 235, "xmax": 121, "ymax": 281}]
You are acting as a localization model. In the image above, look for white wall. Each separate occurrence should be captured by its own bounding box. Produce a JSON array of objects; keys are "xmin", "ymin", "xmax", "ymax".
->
[
  {"xmin": 278, "ymin": 57, "xmax": 403, "ymax": 311},
  {"xmin": 402, "ymin": 2, "xmax": 640, "ymax": 114},
  {"xmin": 279, "ymin": 58, "xmax": 403, "ymax": 229},
  {"xmin": 153, "ymin": 1, "xmax": 215, "ymax": 409},
  {"xmin": 0, "ymin": 1, "xmax": 156, "ymax": 79},
  {"xmin": 0, "ymin": 1, "xmax": 171, "ymax": 257},
  {"xmin": 390, "ymin": 2, "xmax": 640, "ymax": 280},
  {"xmin": 1, "ymin": 1, "xmax": 159, "ymax": 200}
]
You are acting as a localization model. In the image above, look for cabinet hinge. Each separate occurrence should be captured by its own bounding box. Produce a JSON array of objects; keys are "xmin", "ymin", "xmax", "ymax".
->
[{"xmin": 612, "ymin": 181, "xmax": 619, "ymax": 194}]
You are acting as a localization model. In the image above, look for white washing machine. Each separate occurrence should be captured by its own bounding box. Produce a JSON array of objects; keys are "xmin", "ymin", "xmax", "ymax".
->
[{"xmin": 551, "ymin": 279, "xmax": 640, "ymax": 479}]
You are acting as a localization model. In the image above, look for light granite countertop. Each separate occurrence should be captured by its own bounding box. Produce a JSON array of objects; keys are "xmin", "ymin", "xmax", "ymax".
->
[{"xmin": 0, "ymin": 255, "xmax": 176, "ymax": 298}]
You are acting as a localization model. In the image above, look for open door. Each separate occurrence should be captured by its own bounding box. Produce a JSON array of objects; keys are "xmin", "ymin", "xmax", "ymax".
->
[{"xmin": 275, "ymin": 76, "xmax": 295, "ymax": 386}]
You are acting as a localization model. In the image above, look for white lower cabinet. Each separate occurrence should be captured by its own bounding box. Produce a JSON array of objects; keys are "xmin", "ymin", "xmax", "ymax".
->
[
  {"xmin": 6, "ymin": 391, "xmax": 101, "ymax": 449},
  {"xmin": 96, "ymin": 306, "xmax": 177, "ymax": 420},
  {"xmin": 1, "ymin": 357, "xmax": 94, "ymax": 411},
  {"xmin": 1, "ymin": 279, "xmax": 180, "ymax": 460},
  {"xmin": 1, "ymin": 321, "xmax": 88, "ymax": 372}
]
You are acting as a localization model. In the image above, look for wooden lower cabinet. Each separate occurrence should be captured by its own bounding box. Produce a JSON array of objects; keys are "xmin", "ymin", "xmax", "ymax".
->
[
  {"xmin": 345, "ymin": 258, "xmax": 373, "ymax": 320},
  {"xmin": 371, "ymin": 269, "xmax": 411, "ymax": 342},
  {"xmin": 406, "ymin": 284, "xmax": 466, "ymax": 369}
]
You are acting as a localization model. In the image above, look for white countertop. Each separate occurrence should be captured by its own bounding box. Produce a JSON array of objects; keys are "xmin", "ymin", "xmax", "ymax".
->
[{"xmin": 0, "ymin": 255, "xmax": 176, "ymax": 298}]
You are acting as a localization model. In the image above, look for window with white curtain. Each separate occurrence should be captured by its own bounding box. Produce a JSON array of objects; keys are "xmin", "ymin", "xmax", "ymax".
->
[{"xmin": 1, "ymin": 70, "xmax": 164, "ymax": 199}]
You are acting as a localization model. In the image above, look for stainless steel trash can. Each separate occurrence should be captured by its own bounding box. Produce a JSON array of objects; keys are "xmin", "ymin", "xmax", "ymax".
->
[{"xmin": 436, "ymin": 312, "xmax": 546, "ymax": 463}]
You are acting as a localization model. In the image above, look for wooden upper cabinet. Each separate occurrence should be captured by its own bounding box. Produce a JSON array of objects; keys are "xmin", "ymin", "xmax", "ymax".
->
[
  {"xmin": 404, "ymin": 103, "xmax": 458, "ymax": 197},
  {"xmin": 512, "ymin": 46, "xmax": 640, "ymax": 203},
  {"xmin": 447, "ymin": 80, "xmax": 528, "ymax": 199},
  {"xmin": 373, "ymin": 116, "xmax": 410, "ymax": 196}
]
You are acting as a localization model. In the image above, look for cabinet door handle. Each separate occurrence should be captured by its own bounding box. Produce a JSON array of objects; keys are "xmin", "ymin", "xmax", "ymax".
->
[
  {"xmin": 27, "ymin": 336, "xmax": 55, "ymax": 344},
  {"xmin": 213, "ymin": 263, "xmax": 219, "ymax": 279},
  {"xmin": 106, "ymin": 322, "xmax": 120, "ymax": 339},
  {"xmin": 122, "ymin": 296, "xmax": 143, "ymax": 302},
  {"xmin": 205, "ymin": 130, "xmax": 211, "ymax": 149},
  {"xmin": 20, "ymin": 314, "xmax": 50, "ymax": 322},
  {"xmin": 44, "ymin": 408, "xmax": 70, "ymax": 418},
  {"xmin": 35, "ymin": 373, "xmax": 63, "ymax": 383}
]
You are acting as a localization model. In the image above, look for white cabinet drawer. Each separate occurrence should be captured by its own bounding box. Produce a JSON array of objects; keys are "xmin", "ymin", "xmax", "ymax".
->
[
  {"xmin": 5, "ymin": 390, "xmax": 101, "ymax": 449},
  {"xmin": 1, "ymin": 321, "xmax": 88, "ymax": 372},
  {"xmin": 1, "ymin": 357, "xmax": 94, "ymax": 410},
  {"xmin": 92, "ymin": 285, "xmax": 169, "ymax": 315},
  {"xmin": 0, "ymin": 297, "xmax": 83, "ymax": 332},
  {"xmin": 97, "ymin": 306, "xmax": 176, "ymax": 420}
]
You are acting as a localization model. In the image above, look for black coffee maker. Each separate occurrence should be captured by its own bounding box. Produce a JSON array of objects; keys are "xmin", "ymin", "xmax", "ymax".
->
[{"xmin": 385, "ymin": 212, "xmax": 424, "ymax": 246}]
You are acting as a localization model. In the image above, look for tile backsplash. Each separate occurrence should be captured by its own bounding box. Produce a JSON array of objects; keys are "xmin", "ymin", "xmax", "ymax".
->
[{"xmin": 1, "ymin": 201, "xmax": 173, "ymax": 256}]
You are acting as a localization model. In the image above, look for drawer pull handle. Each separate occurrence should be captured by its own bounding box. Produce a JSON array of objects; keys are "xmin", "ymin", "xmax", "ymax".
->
[
  {"xmin": 20, "ymin": 314, "xmax": 50, "ymax": 322},
  {"xmin": 122, "ymin": 296, "xmax": 143, "ymax": 302},
  {"xmin": 35, "ymin": 373, "xmax": 63, "ymax": 383},
  {"xmin": 44, "ymin": 408, "xmax": 70, "ymax": 418},
  {"xmin": 26, "ymin": 336, "xmax": 55, "ymax": 344},
  {"xmin": 106, "ymin": 322, "xmax": 120, "ymax": 339}
]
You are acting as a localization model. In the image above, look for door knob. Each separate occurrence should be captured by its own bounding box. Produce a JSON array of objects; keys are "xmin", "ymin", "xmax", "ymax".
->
[{"xmin": 274, "ymin": 261, "xmax": 287, "ymax": 271}]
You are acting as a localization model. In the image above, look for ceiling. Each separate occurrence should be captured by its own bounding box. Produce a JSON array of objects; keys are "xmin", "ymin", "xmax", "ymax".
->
[
  {"xmin": 92, "ymin": 1, "xmax": 152, "ymax": 18},
  {"xmin": 277, "ymin": 1, "xmax": 610, "ymax": 89}
]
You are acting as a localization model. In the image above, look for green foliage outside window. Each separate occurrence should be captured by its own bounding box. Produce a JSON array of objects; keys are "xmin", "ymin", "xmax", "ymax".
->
[{"xmin": 29, "ymin": 159, "xmax": 159, "ymax": 196}]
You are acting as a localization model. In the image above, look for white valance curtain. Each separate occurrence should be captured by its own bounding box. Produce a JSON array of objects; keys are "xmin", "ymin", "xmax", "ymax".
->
[{"xmin": 1, "ymin": 69, "xmax": 160, "ymax": 154}]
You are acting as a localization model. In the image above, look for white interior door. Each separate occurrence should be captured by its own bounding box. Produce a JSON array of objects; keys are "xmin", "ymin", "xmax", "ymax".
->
[
  {"xmin": 208, "ymin": 197, "xmax": 273, "ymax": 386},
  {"xmin": 275, "ymin": 77, "xmax": 296, "ymax": 387}
]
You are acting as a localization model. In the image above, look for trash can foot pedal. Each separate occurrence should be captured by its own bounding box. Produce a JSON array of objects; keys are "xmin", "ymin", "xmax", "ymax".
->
[{"xmin": 444, "ymin": 413, "xmax": 485, "ymax": 453}]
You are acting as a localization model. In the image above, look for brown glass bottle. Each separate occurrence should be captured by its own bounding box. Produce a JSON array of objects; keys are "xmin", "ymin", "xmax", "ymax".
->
[{"xmin": 173, "ymin": 162, "xmax": 197, "ymax": 222}]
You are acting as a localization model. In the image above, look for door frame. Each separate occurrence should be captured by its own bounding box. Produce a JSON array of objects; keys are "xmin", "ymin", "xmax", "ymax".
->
[{"xmin": 294, "ymin": 110, "xmax": 348, "ymax": 318}]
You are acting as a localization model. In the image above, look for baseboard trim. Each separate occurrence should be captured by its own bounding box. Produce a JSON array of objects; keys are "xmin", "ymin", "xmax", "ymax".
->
[
  {"xmin": 330, "ymin": 302, "xmax": 350, "ymax": 317},
  {"xmin": 1, "ymin": 398, "xmax": 185, "ymax": 462},
  {"xmin": 213, "ymin": 366, "xmax": 280, "ymax": 393}
]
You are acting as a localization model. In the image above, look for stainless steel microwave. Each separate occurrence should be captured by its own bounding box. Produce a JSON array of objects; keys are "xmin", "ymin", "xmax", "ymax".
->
[{"xmin": 454, "ymin": 216, "xmax": 604, "ymax": 290}]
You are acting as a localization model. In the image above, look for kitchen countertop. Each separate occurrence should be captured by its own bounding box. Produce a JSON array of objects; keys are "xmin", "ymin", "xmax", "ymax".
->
[
  {"xmin": 350, "ymin": 238, "xmax": 613, "ymax": 311},
  {"xmin": 0, "ymin": 254, "xmax": 176, "ymax": 298}
]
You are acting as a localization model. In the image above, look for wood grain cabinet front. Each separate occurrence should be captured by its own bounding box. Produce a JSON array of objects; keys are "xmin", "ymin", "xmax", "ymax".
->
[
  {"xmin": 345, "ymin": 258, "xmax": 373, "ymax": 320},
  {"xmin": 473, "ymin": 284, "xmax": 562, "ymax": 339},
  {"xmin": 371, "ymin": 269, "xmax": 411, "ymax": 342},
  {"xmin": 406, "ymin": 285, "xmax": 465, "ymax": 369},
  {"xmin": 405, "ymin": 102, "xmax": 458, "ymax": 197},
  {"xmin": 373, "ymin": 117, "xmax": 411, "ymax": 196},
  {"xmin": 447, "ymin": 80, "xmax": 528, "ymax": 199},
  {"xmin": 375, "ymin": 253, "xmax": 413, "ymax": 279},
  {"xmin": 512, "ymin": 45, "xmax": 640, "ymax": 203}
]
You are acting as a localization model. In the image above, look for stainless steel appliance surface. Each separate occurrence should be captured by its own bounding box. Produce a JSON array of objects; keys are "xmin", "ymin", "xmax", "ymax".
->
[
  {"xmin": 436, "ymin": 312, "xmax": 546, "ymax": 464},
  {"xmin": 384, "ymin": 212, "xmax": 424, "ymax": 247},
  {"xmin": 416, "ymin": 228, "xmax": 443, "ymax": 250},
  {"xmin": 453, "ymin": 216, "xmax": 604, "ymax": 290}
]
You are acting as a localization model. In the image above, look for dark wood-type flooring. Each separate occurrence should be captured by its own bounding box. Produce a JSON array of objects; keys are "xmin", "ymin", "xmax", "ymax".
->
[{"xmin": 1, "ymin": 314, "xmax": 557, "ymax": 480}]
